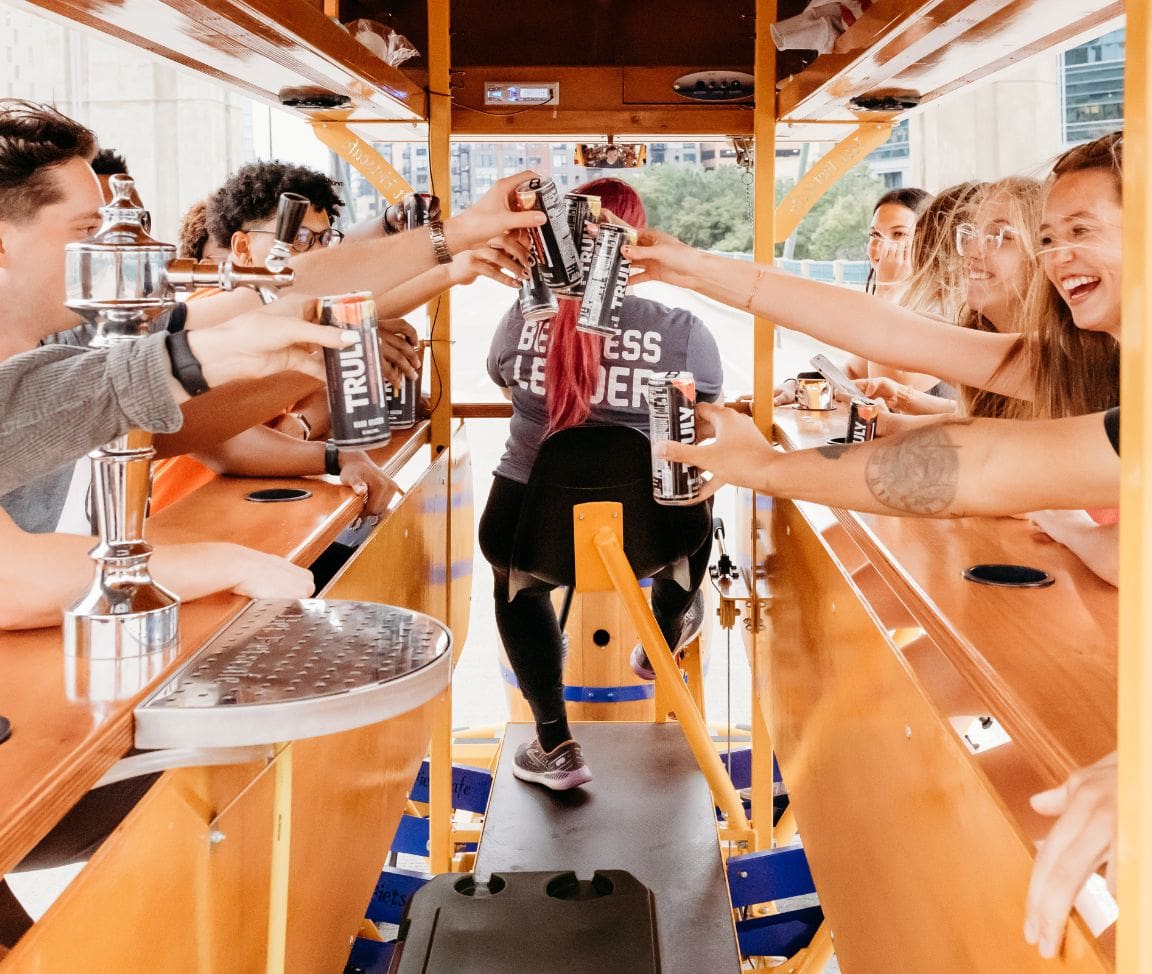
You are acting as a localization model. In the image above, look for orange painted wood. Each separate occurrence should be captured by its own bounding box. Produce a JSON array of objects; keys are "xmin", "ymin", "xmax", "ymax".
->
[
  {"xmin": 0, "ymin": 424, "xmax": 430, "ymax": 877},
  {"xmin": 766, "ymin": 497, "xmax": 1112, "ymax": 971},
  {"xmin": 8, "ymin": 0, "xmax": 424, "ymax": 121},
  {"xmin": 1, "ymin": 703, "xmax": 437, "ymax": 973},
  {"xmin": 773, "ymin": 406, "xmax": 1118, "ymax": 782}
]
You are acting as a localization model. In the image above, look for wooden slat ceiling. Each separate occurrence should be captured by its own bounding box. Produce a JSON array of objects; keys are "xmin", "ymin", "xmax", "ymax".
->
[{"xmin": 10, "ymin": 0, "xmax": 1124, "ymax": 139}]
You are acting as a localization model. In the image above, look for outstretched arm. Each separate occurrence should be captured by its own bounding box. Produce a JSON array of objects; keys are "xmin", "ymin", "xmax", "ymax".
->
[
  {"xmin": 0, "ymin": 510, "xmax": 314, "ymax": 630},
  {"xmin": 625, "ymin": 230, "xmax": 1031, "ymax": 401},
  {"xmin": 184, "ymin": 172, "xmax": 546, "ymax": 329},
  {"xmin": 656, "ymin": 403, "xmax": 1119, "ymax": 517}
]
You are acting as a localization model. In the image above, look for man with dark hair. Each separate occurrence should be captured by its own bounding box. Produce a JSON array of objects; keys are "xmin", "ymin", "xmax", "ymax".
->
[{"xmin": 207, "ymin": 159, "xmax": 345, "ymax": 263}]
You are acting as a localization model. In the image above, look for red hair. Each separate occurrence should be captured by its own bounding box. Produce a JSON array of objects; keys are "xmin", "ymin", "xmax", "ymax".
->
[{"xmin": 545, "ymin": 178, "xmax": 648, "ymax": 431}]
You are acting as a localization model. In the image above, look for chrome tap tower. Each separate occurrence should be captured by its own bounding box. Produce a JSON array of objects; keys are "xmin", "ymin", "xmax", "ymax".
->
[{"xmin": 62, "ymin": 175, "xmax": 303, "ymax": 661}]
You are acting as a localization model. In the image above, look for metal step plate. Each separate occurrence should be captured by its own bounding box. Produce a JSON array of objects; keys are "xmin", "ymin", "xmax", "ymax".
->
[{"xmin": 135, "ymin": 599, "xmax": 451, "ymax": 749}]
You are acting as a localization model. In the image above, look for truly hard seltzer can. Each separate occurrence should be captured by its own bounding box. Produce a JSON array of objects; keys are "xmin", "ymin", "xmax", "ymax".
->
[
  {"xmin": 382, "ymin": 192, "xmax": 439, "ymax": 233},
  {"xmin": 845, "ymin": 397, "xmax": 880, "ymax": 443},
  {"xmin": 385, "ymin": 333, "xmax": 421, "ymax": 431},
  {"xmin": 518, "ymin": 254, "xmax": 559, "ymax": 321},
  {"xmin": 648, "ymin": 371, "xmax": 702, "ymax": 505},
  {"xmin": 512, "ymin": 177, "xmax": 580, "ymax": 289},
  {"xmin": 576, "ymin": 223, "xmax": 637, "ymax": 337},
  {"xmin": 559, "ymin": 193, "xmax": 603, "ymax": 297},
  {"xmin": 319, "ymin": 292, "xmax": 392, "ymax": 447}
]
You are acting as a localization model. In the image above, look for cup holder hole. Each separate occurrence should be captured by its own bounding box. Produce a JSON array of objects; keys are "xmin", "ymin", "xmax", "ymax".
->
[
  {"xmin": 545, "ymin": 872, "xmax": 615, "ymax": 901},
  {"xmin": 962, "ymin": 563, "xmax": 1054, "ymax": 588},
  {"xmin": 453, "ymin": 875, "xmax": 506, "ymax": 897}
]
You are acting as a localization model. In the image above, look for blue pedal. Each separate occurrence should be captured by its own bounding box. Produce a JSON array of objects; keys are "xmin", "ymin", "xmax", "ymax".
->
[
  {"xmin": 367, "ymin": 866, "xmax": 431, "ymax": 925},
  {"xmin": 344, "ymin": 936, "xmax": 394, "ymax": 974},
  {"xmin": 409, "ymin": 761, "xmax": 493, "ymax": 814},
  {"xmin": 727, "ymin": 846, "xmax": 815, "ymax": 908},
  {"xmin": 736, "ymin": 905, "xmax": 824, "ymax": 959},
  {"xmin": 392, "ymin": 814, "xmax": 430, "ymax": 857}
]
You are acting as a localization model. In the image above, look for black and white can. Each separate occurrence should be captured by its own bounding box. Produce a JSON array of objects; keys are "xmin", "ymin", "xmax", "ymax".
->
[
  {"xmin": 576, "ymin": 223, "xmax": 636, "ymax": 337},
  {"xmin": 518, "ymin": 257, "xmax": 559, "ymax": 321},
  {"xmin": 560, "ymin": 193, "xmax": 602, "ymax": 297},
  {"xmin": 846, "ymin": 397, "xmax": 880, "ymax": 443},
  {"xmin": 386, "ymin": 376, "xmax": 419, "ymax": 430},
  {"xmin": 512, "ymin": 177, "xmax": 581, "ymax": 289},
  {"xmin": 382, "ymin": 192, "xmax": 439, "ymax": 233},
  {"xmin": 648, "ymin": 371, "xmax": 701, "ymax": 505},
  {"xmin": 319, "ymin": 292, "xmax": 392, "ymax": 448}
]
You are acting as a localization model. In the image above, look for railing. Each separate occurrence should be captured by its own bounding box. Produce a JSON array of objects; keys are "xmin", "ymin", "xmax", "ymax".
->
[{"xmin": 710, "ymin": 251, "xmax": 870, "ymax": 288}]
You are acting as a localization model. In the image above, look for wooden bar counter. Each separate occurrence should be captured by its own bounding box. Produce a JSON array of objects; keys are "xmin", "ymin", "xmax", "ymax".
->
[
  {"xmin": 0, "ymin": 419, "xmax": 474, "ymax": 973},
  {"xmin": 750, "ymin": 405, "xmax": 1117, "ymax": 973}
]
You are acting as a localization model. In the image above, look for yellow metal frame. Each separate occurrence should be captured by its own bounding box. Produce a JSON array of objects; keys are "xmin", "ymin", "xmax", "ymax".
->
[
  {"xmin": 1120, "ymin": 2, "xmax": 1151, "ymax": 970},
  {"xmin": 772, "ymin": 121, "xmax": 895, "ymax": 243},
  {"xmin": 573, "ymin": 501, "xmax": 754, "ymax": 842}
]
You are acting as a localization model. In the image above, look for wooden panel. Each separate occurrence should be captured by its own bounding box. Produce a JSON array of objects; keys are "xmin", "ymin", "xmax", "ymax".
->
[
  {"xmin": 10, "ymin": 0, "xmax": 424, "ymax": 121},
  {"xmin": 773, "ymin": 406, "xmax": 1117, "ymax": 781},
  {"xmin": 0, "ymin": 426, "xmax": 431, "ymax": 877},
  {"xmin": 776, "ymin": 0, "xmax": 1123, "ymax": 123},
  {"xmin": 766, "ymin": 498, "xmax": 1111, "ymax": 972},
  {"xmin": 2, "ymin": 703, "xmax": 437, "ymax": 973}
]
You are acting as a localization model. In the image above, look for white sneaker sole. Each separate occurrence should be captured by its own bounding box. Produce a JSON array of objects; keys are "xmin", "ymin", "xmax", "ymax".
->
[{"xmin": 512, "ymin": 762, "xmax": 594, "ymax": 791}]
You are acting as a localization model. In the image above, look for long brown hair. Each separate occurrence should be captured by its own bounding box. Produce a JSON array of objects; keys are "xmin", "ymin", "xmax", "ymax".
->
[
  {"xmin": 997, "ymin": 133, "xmax": 1121, "ymax": 419},
  {"xmin": 900, "ymin": 181, "xmax": 985, "ymax": 319}
]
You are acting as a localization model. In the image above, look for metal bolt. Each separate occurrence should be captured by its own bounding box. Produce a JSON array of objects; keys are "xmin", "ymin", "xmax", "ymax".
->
[
  {"xmin": 739, "ymin": 870, "xmax": 748, "ymax": 879},
  {"xmin": 209, "ymin": 829, "xmax": 226, "ymax": 845},
  {"xmin": 905, "ymin": 724, "xmax": 912, "ymax": 739}
]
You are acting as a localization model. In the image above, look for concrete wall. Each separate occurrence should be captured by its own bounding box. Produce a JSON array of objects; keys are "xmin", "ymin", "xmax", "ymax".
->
[{"xmin": 1, "ymin": 4, "xmax": 247, "ymax": 241}]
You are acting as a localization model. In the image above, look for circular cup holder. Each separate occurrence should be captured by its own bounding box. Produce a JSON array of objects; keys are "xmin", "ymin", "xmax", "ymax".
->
[
  {"xmin": 545, "ymin": 872, "xmax": 615, "ymax": 901},
  {"xmin": 962, "ymin": 563, "xmax": 1054, "ymax": 588},
  {"xmin": 453, "ymin": 875, "xmax": 506, "ymax": 897},
  {"xmin": 245, "ymin": 487, "xmax": 312, "ymax": 503}
]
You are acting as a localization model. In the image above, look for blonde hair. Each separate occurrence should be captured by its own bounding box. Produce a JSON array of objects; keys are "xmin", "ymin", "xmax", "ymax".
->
[
  {"xmin": 995, "ymin": 135, "xmax": 1121, "ymax": 419},
  {"xmin": 900, "ymin": 181, "xmax": 986, "ymax": 319},
  {"xmin": 956, "ymin": 177, "xmax": 1043, "ymax": 418}
]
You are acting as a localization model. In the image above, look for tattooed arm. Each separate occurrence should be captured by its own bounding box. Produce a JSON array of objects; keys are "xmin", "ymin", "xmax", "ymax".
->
[{"xmin": 656, "ymin": 403, "xmax": 1119, "ymax": 517}]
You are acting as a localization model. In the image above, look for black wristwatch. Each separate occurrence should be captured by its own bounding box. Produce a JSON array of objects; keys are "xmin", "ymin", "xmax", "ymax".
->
[
  {"xmin": 165, "ymin": 330, "xmax": 210, "ymax": 396},
  {"xmin": 324, "ymin": 441, "xmax": 342, "ymax": 476}
]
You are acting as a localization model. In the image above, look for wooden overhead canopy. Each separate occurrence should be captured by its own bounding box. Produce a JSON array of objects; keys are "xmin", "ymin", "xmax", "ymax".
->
[{"xmin": 9, "ymin": 0, "xmax": 425, "ymax": 123}]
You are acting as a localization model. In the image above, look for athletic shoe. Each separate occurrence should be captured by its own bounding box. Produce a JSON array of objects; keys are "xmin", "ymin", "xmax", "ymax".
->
[
  {"xmin": 511, "ymin": 738, "xmax": 593, "ymax": 791},
  {"xmin": 629, "ymin": 588, "xmax": 706, "ymax": 681}
]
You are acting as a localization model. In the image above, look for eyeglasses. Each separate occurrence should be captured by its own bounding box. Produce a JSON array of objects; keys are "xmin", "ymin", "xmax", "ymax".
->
[
  {"xmin": 955, "ymin": 223, "xmax": 1020, "ymax": 255},
  {"xmin": 244, "ymin": 226, "xmax": 344, "ymax": 252}
]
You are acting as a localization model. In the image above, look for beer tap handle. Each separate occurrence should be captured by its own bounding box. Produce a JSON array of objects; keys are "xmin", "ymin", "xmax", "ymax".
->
[
  {"xmin": 269, "ymin": 192, "xmax": 310, "ymax": 264},
  {"xmin": 165, "ymin": 258, "xmax": 295, "ymax": 293}
]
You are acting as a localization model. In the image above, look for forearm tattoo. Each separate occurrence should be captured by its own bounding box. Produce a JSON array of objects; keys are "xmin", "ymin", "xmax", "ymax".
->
[{"xmin": 863, "ymin": 427, "xmax": 962, "ymax": 514}]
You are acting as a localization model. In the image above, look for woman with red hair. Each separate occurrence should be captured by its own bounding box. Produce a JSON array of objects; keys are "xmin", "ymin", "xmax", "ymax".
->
[{"xmin": 480, "ymin": 177, "xmax": 724, "ymax": 790}]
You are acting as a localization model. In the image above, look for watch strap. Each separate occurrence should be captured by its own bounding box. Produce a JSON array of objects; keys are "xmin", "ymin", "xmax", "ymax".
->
[
  {"xmin": 428, "ymin": 219, "xmax": 453, "ymax": 265},
  {"xmin": 165, "ymin": 330, "xmax": 210, "ymax": 396},
  {"xmin": 324, "ymin": 441, "xmax": 342, "ymax": 476}
]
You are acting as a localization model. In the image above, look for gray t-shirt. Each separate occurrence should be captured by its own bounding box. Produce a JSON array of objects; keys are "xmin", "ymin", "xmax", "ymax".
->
[{"xmin": 487, "ymin": 294, "xmax": 723, "ymax": 484}]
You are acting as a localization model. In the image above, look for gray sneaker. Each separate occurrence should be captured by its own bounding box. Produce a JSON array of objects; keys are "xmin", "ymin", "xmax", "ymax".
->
[
  {"xmin": 630, "ymin": 588, "xmax": 706, "ymax": 681},
  {"xmin": 512, "ymin": 739, "xmax": 593, "ymax": 791}
]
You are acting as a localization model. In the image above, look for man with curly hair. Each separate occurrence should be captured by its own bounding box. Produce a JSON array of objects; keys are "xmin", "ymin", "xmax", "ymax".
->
[{"xmin": 206, "ymin": 160, "xmax": 345, "ymax": 266}]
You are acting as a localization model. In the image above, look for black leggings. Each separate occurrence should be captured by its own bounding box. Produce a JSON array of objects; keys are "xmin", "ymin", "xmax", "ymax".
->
[{"xmin": 479, "ymin": 474, "xmax": 712, "ymax": 728}]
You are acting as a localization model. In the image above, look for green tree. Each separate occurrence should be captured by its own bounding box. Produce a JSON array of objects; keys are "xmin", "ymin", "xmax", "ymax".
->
[{"xmin": 621, "ymin": 157, "xmax": 885, "ymax": 260}]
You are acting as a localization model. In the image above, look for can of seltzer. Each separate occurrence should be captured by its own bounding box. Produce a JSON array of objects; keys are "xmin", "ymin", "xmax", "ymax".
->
[
  {"xmin": 559, "ymin": 193, "xmax": 603, "ymax": 297},
  {"xmin": 386, "ymin": 347, "xmax": 420, "ymax": 430},
  {"xmin": 576, "ymin": 223, "xmax": 637, "ymax": 337},
  {"xmin": 518, "ymin": 253, "xmax": 559, "ymax": 321},
  {"xmin": 382, "ymin": 192, "xmax": 439, "ymax": 233},
  {"xmin": 846, "ymin": 397, "xmax": 880, "ymax": 443},
  {"xmin": 319, "ymin": 292, "xmax": 392, "ymax": 447},
  {"xmin": 512, "ymin": 177, "xmax": 581, "ymax": 289},
  {"xmin": 648, "ymin": 371, "xmax": 702, "ymax": 505}
]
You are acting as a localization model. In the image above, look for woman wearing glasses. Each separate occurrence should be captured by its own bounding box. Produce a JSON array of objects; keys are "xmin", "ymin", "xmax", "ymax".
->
[{"xmin": 628, "ymin": 132, "xmax": 1121, "ymax": 421}]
